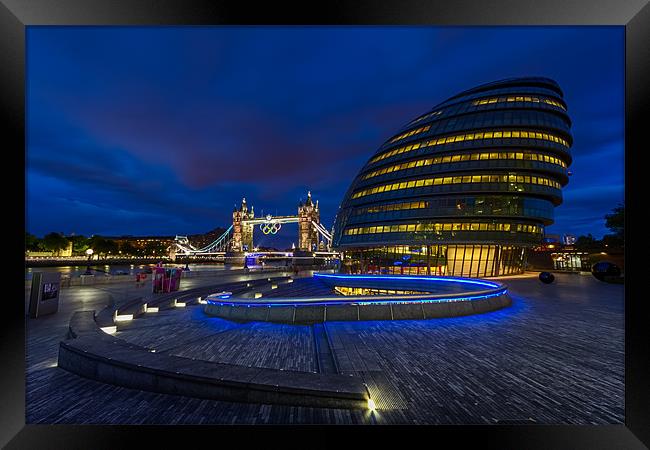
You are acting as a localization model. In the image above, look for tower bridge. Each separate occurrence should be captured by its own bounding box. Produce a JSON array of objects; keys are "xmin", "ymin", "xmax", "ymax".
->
[{"xmin": 172, "ymin": 192, "xmax": 335, "ymax": 258}]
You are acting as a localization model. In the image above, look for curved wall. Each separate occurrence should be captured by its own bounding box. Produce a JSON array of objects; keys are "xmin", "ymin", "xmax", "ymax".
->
[{"xmin": 333, "ymin": 77, "xmax": 573, "ymax": 277}]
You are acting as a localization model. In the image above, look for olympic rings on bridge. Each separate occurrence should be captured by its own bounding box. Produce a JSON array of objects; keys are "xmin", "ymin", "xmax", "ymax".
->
[{"xmin": 260, "ymin": 222, "xmax": 282, "ymax": 235}]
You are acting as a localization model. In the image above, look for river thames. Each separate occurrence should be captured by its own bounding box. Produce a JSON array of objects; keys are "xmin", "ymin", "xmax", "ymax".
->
[{"xmin": 24, "ymin": 263, "xmax": 229, "ymax": 280}]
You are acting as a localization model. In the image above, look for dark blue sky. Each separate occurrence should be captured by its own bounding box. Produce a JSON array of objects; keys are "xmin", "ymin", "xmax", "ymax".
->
[{"xmin": 27, "ymin": 26, "xmax": 624, "ymax": 247}]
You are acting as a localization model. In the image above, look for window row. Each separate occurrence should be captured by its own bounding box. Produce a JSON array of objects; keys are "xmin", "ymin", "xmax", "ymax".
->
[
  {"xmin": 352, "ymin": 196, "xmax": 553, "ymax": 216},
  {"xmin": 334, "ymin": 287, "xmax": 431, "ymax": 296},
  {"xmin": 360, "ymin": 200, "xmax": 427, "ymax": 214},
  {"xmin": 370, "ymin": 129, "xmax": 570, "ymax": 164},
  {"xmin": 407, "ymin": 109, "xmax": 443, "ymax": 126},
  {"xmin": 422, "ymin": 111, "xmax": 570, "ymax": 134},
  {"xmin": 344, "ymin": 222, "xmax": 543, "ymax": 235},
  {"xmin": 351, "ymin": 173, "xmax": 562, "ymax": 199},
  {"xmin": 456, "ymin": 85, "xmax": 562, "ymax": 102},
  {"xmin": 391, "ymin": 110, "xmax": 571, "ymax": 147},
  {"xmin": 389, "ymin": 124, "xmax": 431, "ymax": 143},
  {"xmin": 348, "ymin": 199, "xmax": 554, "ymax": 223},
  {"xmin": 437, "ymin": 88, "xmax": 566, "ymax": 115},
  {"xmin": 472, "ymin": 95, "xmax": 566, "ymax": 110},
  {"xmin": 362, "ymin": 150, "xmax": 567, "ymax": 180}
]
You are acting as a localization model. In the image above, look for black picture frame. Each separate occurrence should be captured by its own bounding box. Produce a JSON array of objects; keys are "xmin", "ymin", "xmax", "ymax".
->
[{"xmin": 4, "ymin": 0, "xmax": 648, "ymax": 448}]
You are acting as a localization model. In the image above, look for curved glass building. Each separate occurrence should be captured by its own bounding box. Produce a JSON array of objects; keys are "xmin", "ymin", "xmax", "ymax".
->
[{"xmin": 333, "ymin": 77, "xmax": 572, "ymax": 277}]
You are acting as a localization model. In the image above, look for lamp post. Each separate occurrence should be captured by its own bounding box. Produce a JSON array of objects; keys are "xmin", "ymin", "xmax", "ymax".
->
[{"xmin": 85, "ymin": 248, "xmax": 94, "ymax": 274}]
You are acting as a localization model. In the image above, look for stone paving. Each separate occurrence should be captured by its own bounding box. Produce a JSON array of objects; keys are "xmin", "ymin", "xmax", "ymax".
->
[{"xmin": 25, "ymin": 272, "xmax": 624, "ymax": 424}]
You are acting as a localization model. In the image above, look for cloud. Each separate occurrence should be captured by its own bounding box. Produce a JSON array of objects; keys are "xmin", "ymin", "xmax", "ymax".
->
[{"xmin": 26, "ymin": 27, "xmax": 624, "ymax": 244}]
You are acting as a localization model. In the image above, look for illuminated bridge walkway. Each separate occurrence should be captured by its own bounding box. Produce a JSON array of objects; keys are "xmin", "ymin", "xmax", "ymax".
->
[{"xmin": 26, "ymin": 272, "xmax": 623, "ymax": 424}]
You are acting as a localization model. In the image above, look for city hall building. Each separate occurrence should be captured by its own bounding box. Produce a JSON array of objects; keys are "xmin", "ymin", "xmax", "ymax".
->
[{"xmin": 332, "ymin": 77, "xmax": 573, "ymax": 277}]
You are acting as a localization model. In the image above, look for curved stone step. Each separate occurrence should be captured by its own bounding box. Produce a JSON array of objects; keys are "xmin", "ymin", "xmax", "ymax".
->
[{"xmin": 58, "ymin": 311, "xmax": 369, "ymax": 410}]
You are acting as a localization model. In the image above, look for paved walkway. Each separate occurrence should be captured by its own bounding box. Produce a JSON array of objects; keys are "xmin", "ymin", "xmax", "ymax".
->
[{"xmin": 25, "ymin": 272, "xmax": 623, "ymax": 424}]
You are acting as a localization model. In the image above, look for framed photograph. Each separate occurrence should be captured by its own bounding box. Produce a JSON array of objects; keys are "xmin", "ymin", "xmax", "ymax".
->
[{"xmin": 6, "ymin": 0, "xmax": 648, "ymax": 448}]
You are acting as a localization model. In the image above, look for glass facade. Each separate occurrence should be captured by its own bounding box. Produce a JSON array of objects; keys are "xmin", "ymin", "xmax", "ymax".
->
[
  {"xmin": 340, "ymin": 244, "xmax": 526, "ymax": 277},
  {"xmin": 333, "ymin": 77, "xmax": 573, "ymax": 277}
]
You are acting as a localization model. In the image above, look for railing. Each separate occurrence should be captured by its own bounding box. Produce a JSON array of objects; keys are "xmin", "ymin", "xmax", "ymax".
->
[
  {"xmin": 30, "ymin": 267, "xmax": 306, "ymax": 287},
  {"xmin": 174, "ymin": 225, "xmax": 233, "ymax": 255},
  {"xmin": 311, "ymin": 221, "xmax": 333, "ymax": 249}
]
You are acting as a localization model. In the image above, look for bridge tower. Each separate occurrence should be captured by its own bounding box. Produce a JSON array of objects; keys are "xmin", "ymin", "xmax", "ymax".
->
[
  {"xmin": 231, "ymin": 198, "xmax": 254, "ymax": 252},
  {"xmin": 298, "ymin": 191, "xmax": 320, "ymax": 252}
]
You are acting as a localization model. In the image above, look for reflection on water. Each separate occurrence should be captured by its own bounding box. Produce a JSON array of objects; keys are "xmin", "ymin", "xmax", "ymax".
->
[{"xmin": 24, "ymin": 263, "xmax": 228, "ymax": 280}]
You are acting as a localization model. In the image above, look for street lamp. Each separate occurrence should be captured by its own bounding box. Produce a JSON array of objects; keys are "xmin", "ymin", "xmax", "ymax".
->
[{"xmin": 85, "ymin": 248, "xmax": 94, "ymax": 275}]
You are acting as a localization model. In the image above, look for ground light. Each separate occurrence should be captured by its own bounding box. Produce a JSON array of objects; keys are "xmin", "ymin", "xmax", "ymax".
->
[{"xmin": 114, "ymin": 313, "xmax": 133, "ymax": 322}]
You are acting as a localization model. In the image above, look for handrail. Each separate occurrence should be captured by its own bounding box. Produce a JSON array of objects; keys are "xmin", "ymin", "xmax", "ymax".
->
[{"xmin": 175, "ymin": 225, "xmax": 233, "ymax": 254}]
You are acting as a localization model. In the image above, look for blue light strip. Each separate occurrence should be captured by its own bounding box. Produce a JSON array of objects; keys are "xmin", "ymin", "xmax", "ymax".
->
[
  {"xmin": 312, "ymin": 272, "xmax": 501, "ymax": 289},
  {"xmin": 205, "ymin": 288, "xmax": 507, "ymax": 308}
]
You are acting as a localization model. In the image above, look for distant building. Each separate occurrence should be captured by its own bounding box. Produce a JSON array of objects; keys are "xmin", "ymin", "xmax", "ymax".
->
[
  {"xmin": 529, "ymin": 237, "xmax": 589, "ymax": 271},
  {"xmin": 25, "ymin": 241, "xmax": 72, "ymax": 258},
  {"xmin": 543, "ymin": 234, "xmax": 561, "ymax": 244},
  {"xmin": 108, "ymin": 236, "xmax": 176, "ymax": 250},
  {"xmin": 563, "ymin": 234, "xmax": 577, "ymax": 245},
  {"xmin": 187, "ymin": 227, "xmax": 228, "ymax": 249},
  {"xmin": 56, "ymin": 241, "xmax": 73, "ymax": 257}
]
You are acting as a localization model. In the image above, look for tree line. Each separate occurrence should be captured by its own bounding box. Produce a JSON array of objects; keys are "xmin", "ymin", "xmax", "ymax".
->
[
  {"xmin": 574, "ymin": 204, "xmax": 624, "ymax": 252},
  {"xmin": 25, "ymin": 233, "xmax": 169, "ymax": 257}
]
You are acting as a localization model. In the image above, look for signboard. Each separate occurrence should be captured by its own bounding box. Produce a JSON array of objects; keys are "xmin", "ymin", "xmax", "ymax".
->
[{"xmin": 28, "ymin": 272, "xmax": 62, "ymax": 318}]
